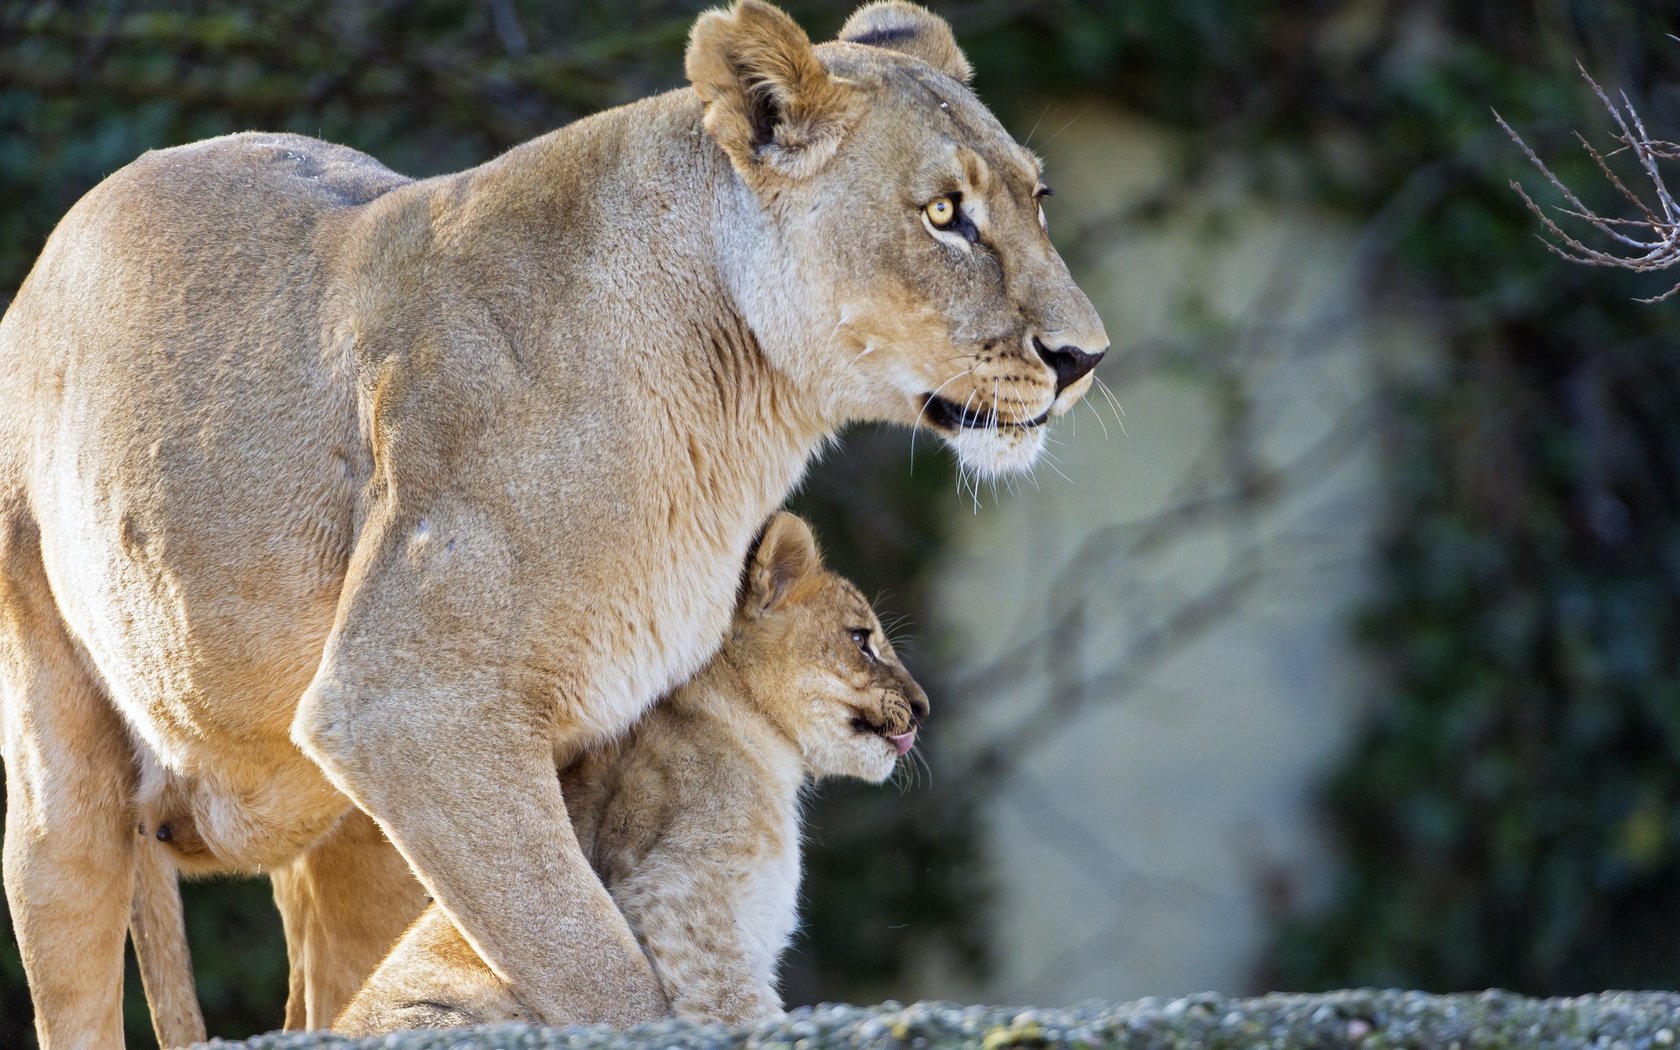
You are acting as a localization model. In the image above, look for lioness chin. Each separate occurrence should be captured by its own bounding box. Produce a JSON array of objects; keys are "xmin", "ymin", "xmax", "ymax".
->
[{"xmin": 0, "ymin": 1, "xmax": 1104, "ymax": 1044}]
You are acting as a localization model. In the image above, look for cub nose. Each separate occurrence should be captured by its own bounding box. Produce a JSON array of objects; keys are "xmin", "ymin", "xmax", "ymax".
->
[
  {"xmin": 1033, "ymin": 336, "xmax": 1106, "ymax": 392},
  {"xmin": 909, "ymin": 694, "xmax": 929, "ymax": 725}
]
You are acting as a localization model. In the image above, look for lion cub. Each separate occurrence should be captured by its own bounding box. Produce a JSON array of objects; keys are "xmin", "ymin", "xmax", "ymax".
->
[{"xmin": 335, "ymin": 512, "xmax": 928, "ymax": 1033}]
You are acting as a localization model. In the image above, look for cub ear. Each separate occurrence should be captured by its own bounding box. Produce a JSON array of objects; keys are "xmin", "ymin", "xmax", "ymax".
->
[
  {"xmin": 686, "ymin": 1, "xmax": 861, "ymax": 180},
  {"xmin": 744, "ymin": 512, "xmax": 822, "ymax": 615},
  {"xmin": 838, "ymin": 2, "xmax": 972, "ymax": 84}
]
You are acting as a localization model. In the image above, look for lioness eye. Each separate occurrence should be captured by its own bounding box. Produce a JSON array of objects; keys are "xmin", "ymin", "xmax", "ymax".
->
[{"xmin": 924, "ymin": 196, "xmax": 957, "ymax": 228}]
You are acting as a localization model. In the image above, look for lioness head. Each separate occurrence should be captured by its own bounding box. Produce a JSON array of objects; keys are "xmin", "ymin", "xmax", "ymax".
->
[
  {"xmin": 730, "ymin": 511, "xmax": 928, "ymax": 783},
  {"xmin": 688, "ymin": 1, "xmax": 1108, "ymax": 480}
]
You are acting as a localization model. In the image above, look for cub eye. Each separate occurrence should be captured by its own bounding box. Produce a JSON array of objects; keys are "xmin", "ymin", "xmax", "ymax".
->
[
  {"xmin": 924, "ymin": 196, "xmax": 958, "ymax": 229},
  {"xmin": 848, "ymin": 627, "xmax": 877, "ymax": 660}
]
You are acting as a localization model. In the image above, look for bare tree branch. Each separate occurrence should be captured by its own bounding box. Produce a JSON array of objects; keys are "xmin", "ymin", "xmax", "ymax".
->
[{"xmin": 1498, "ymin": 64, "xmax": 1680, "ymax": 303}]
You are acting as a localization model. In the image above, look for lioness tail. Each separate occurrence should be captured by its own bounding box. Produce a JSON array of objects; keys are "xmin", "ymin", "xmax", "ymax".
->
[{"xmin": 131, "ymin": 831, "xmax": 207, "ymax": 1048}]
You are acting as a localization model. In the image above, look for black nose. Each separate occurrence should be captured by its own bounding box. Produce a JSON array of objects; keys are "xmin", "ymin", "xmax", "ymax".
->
[
  {"xmin": 909, "ymin": 694, "xmax": 930, "ymax": 725},
  {"xmin": 1034, "ymin": 337, "xmax": 1106, "ymax": 392}
]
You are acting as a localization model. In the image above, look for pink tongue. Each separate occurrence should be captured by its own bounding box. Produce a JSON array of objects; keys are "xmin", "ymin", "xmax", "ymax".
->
[{"xmin": 888, "ymin": 731, "xmax": 916, "ymax": 755}]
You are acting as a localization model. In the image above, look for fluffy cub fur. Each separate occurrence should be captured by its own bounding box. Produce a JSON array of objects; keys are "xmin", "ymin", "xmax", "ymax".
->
[{"xmin": 334, "ymin": 513, "xmax": 928, "ymax": 1034}]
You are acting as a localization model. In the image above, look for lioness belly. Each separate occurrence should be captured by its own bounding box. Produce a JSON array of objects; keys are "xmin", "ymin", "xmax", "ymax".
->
[{"xmin": 3, "ymin": 133, "xmax": 405, "ymax": 865}]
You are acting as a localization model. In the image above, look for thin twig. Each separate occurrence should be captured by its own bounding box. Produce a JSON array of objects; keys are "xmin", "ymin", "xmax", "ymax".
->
[{"xmin": 1497, "ymin": 64, "xmax": 1680, "ymax": 303}]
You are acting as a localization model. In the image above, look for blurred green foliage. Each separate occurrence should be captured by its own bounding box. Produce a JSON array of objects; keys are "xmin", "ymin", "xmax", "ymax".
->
[
  {"xmin": 8, "ymin": 0, "xmax": 1680, "ymax": 1044},
  {"xmin": 1196, "ymin": 3, "xmax": 1680, "ymax": 997}
]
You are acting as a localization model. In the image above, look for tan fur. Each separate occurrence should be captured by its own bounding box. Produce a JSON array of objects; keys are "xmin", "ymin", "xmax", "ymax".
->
[
  {"xmin": 131, "ymin": 797, "xmax": 427, "ymax": 1036},
  {"xmin": 0, "ymin": 2, "xmax": 1102, "ymax": 1043},
  {"xmin": 688, "ymin": 3, "xmax": 864, "ymax": 179},
  {"xmin": 129, "ymin": 821, "xmax": 204, "ymax": 1048},
  {"xmin": 839, "ymin": 2, "xmax": 973, "ymax": 84},
  {"xmin": 268, "ymin": 810, "xmax": 431, "ymax": 1028},
  {"xmin": 336, "ymin": 513, "xmax": 926, "ymax": 1034}
]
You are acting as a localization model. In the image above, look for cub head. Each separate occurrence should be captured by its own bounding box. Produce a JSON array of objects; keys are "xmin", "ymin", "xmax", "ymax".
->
[
  {"xmin": 688, "ymin": 1, "xmax": 1109, "ymax": 480},
  {"xmin": 728, "ymin": 511, "xmax": 929, "ymax": 783}
]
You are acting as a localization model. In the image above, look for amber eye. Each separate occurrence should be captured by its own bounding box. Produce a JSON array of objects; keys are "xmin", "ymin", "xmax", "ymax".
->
[{"xmin": 924, "ymin": 196, "xmax": 957, "ymax": 228}]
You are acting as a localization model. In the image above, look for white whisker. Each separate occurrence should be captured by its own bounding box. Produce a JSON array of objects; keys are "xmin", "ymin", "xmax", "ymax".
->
[
  {"xmin": 1084, "ymin": 396, "xmax": 1109, "ymax": 440},
  {"xmin": 954, "ymin": 385, "xmax": 981, "ymax": 481},
  {"xmin": 1094, "ymin": 376, "xmax": 1128, "ymax": 437},
  {"xmin": 1024, "ymin": 101, "xmax": 1052, "ymax": 148},
  {"xmin": 912, "ymin": 745, "xmax": 933, "ymax": 789},
  {"xmin": 1037, "ymin": 104, "xmax": 1091, "ymax": 149},
  {"xmin": 1041, "ymin": 449, "xmax": 1075, "ymax": 487},
  {"xmin": 988, "ymin": 379, "xmax": 1002, "ymax": 506},
  {"xmin": 909, "ymin": 368, "xmax": 974, "ymax": 471}
]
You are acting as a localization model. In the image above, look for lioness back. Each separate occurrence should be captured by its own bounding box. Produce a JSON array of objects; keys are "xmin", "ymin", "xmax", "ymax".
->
[{"xmin": 336, "ymin": 513, "xmax": 927, "ymax": 1033}]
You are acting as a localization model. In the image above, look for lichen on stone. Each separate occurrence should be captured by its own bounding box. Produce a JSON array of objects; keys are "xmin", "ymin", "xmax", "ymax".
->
[{"xmin": 194, "ymin": 990, "xmax": 1680, "ymax": 1050}]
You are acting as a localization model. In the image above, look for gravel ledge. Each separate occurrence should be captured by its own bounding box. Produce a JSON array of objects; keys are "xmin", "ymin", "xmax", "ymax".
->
[{"xmin": 199, "ymin": 990, "xmax": 1680, "ymax": 1050}]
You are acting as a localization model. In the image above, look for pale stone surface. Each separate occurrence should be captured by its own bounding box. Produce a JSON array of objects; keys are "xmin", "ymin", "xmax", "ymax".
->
[{"xmin": 197, "ymin": 991, "xmax": 1680, "ymax": 1049}]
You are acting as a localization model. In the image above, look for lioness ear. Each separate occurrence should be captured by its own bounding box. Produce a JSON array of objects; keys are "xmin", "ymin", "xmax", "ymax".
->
[
  {"xmin": 745, "ymin": 512, "xmax": 822, "ymax": 614},
  {"xmin": 838, "ymin": 2, "xmax": 972, "ymax": 84},
  {"xmin": 686, "ymin": 1, "xmax": 860, "ymax": 179}
]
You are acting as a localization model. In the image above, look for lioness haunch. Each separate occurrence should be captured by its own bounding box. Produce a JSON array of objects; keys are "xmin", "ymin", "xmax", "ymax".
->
[{"xmin": 333, "ymin": 512, "xmax": 928, "ymax": 1032}]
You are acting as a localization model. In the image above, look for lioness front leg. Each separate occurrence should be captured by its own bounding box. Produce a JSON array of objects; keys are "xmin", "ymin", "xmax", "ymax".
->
[
  {"xmin": 292, "ymin": 499, "xmax": 667, "ymax": 1030},
  {"xmin": 297, "ymin": 675, "xmax": 662, "ymax": 1027}
]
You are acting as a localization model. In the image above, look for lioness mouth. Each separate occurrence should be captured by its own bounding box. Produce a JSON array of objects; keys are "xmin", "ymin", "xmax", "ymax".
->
[{"xmin": 921, "ymin": 393, "xmax": 1049, "ymax": 432}]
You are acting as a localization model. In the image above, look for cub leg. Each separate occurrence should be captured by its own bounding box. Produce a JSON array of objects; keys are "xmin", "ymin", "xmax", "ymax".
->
[
  {"xmin": 619, "ymin": 864, "xmax": 780, "ymax": 1025},
  {"xmin": 270, "ymin": 807, "xmax": 428, "ymax": 1029},
  {"xmin": 334, "ymin": 904, "xmax": 527, "ymax": 1034},
  {"xmin": 0, "ymin": 520, "xmax": 135, "ymax": 1050},
  {"xmin": 340, "ymin": 868, "xmax": 784, "ymax": 1032}
]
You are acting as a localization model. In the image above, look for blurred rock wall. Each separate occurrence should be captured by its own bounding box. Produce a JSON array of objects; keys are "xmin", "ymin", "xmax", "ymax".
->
[{"xmin": 917, "ymin": 105, "xmax": 1435, "ymax": 1003}]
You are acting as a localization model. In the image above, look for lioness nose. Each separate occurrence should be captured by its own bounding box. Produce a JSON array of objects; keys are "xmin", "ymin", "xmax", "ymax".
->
[
  {"xmin": 909, "ymin": 694, "xmax": 929, "ymax": 725},
  {"xmin": 1033, "ymin": 336, "xmax": 1106, "ymax": 392}
]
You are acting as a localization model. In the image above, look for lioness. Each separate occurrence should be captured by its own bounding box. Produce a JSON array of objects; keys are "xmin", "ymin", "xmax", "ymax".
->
[
  {"xmin": 331, "ymin": 511, "xmax": 926, "ymax": 1033},
  {"xmin": 0, "ymin": 1, "xmax": 1105, "ymax": 1043}
]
